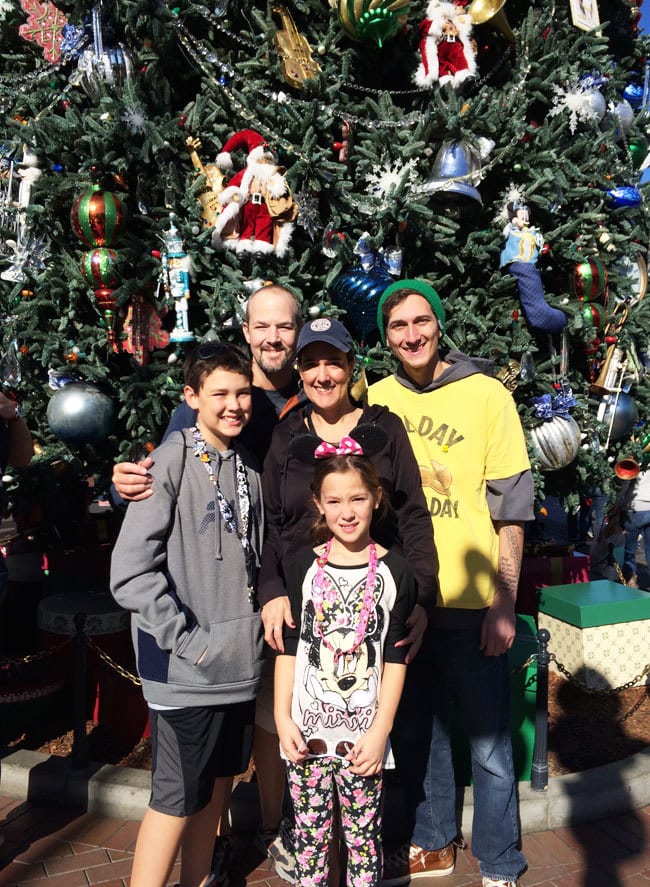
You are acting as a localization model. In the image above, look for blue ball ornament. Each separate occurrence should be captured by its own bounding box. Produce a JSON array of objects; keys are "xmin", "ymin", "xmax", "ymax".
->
[
  {"xmin": 606, "ymin": 185, "xmax": 642, "ymax": 209},
  {"xmin": 623, "ymin": 83, "xmax": 644, "ymax": 108},
  {"xmin": 599, "ymin": 392, "xmax": 638, "ymax": 441},
  {"xmin": 330, "ymin": 265, "xmax": 393, "ymax": 342}
]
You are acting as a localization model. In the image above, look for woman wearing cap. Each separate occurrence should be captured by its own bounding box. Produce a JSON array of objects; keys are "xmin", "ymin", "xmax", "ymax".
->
[{"xmin": 259, "ymin": 316, "xmax": 437, "ymax": 651}]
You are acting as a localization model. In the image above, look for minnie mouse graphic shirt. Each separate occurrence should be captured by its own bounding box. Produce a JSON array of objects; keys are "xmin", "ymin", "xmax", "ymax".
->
[{"xmin": 279, "ymin": 546, "xmax": 416, "ymax": 766}]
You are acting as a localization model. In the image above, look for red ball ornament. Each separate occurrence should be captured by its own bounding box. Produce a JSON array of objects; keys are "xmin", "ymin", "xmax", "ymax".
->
[{"xmin": 570, "ymin": 257, "xmax": 608, "ymax": 302}]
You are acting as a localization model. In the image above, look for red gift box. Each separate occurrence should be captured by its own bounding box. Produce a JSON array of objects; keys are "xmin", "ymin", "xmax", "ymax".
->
[{"xmin": 516, "ymin": 552, "xmax": 590, "ymax": 618}]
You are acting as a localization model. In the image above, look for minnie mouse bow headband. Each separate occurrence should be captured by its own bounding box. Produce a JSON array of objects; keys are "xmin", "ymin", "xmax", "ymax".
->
[{"xmin": 314, "ymin": 436, "xmax": 364, "ymax": 459}]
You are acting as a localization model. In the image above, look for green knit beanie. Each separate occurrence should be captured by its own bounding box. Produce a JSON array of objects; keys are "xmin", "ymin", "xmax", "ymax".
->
[{"xmin": 376, "ymin": 279, "xmax": 447, "ymax": 344}]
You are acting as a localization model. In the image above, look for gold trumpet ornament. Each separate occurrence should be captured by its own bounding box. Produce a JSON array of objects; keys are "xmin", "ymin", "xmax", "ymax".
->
[
  {"xmin": 468, "ymin": 0, "xmax": 515, "ymax": 44},
  {"xmin": 273, "ymin": 5, "xmax": 321, "ymax": 90}
]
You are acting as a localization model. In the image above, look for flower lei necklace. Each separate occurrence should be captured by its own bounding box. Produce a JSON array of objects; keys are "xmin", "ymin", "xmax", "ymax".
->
[
  {"xmin": 191, "ymin": 425, "xmax": 255, "ymax": 594},
  {"xmin": 311, "ymin": 537, "xmax": 378, "ymax": 664}
]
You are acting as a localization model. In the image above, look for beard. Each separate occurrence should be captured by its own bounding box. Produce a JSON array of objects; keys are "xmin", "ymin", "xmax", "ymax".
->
[{"xmin": 255, "ymin": 348, "xmax": 294, "ymax": 377}]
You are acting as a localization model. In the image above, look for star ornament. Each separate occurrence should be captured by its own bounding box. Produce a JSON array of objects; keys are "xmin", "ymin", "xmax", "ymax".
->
[{"xmin": 19, "ymin": 0, "xmax": 68, "ymax": 64}]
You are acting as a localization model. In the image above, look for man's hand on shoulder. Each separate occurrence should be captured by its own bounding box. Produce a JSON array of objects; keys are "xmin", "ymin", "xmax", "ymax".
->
[{"xmin": 112, "ymin": 457, "xmax": 154, "ymax": 501}]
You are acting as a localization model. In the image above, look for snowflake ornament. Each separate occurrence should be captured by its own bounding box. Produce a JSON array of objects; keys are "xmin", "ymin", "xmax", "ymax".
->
[
  {"xmin": 548, "ymin": 83, "xmax": 606, "ymax": 134},
  {"xmin": 294, "ymin": 186, "xmax": 322, "ymax": 240},
  {"xmin": 365, "ymin": 158, "xmax": 417, "ymax": 199},
  {"xmin": 0, "ymin": 0, "xmax": 16, "ymax": 21},
  {"xmin": 122, "ymin": 105, "xmax": 148, "ymax": 135},
  {"xmin": 495, "ymin": 184, "xmax": 526, "ymax": 226}
]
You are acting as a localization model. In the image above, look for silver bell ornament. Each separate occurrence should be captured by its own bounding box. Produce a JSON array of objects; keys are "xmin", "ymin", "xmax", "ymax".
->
[
  {"xmin": 421, "ymin": 140, "xmax": 482, "ymax": 215},
  {"xmin": 47, "ymin": 381, "xmax": 115, "ymax": 446},
  {"xmin": 74, "ymin": 5, "xmax": 133, "ymax": 101},
  {"xmin": 529, "ymin": 415, "xmax": 581, "ymax": 471}
]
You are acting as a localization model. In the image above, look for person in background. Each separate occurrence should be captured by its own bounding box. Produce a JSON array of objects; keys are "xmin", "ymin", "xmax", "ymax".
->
[
  {"xmin": 369, "ymin": 280, "xmax": 533, "ymax": 887},
  {"xmin": 111, "ymin": 284, "xmax": 303, "ymax": 879},
  {"xmin": 620, "ymin": 467, "xmax": 650, "ymax": 589},
  {"xmin": 111, "ymin": 343, "xmax": 264, "ymax": 887}
]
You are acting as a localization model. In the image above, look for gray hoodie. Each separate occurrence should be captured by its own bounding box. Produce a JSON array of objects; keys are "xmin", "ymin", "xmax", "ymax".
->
[{"xmin": 110, "ymin": 429, "xmax": 264, "ymax": 707}]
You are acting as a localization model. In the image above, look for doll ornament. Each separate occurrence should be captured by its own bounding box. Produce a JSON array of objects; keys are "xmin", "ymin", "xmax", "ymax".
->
[
  {"xmin": 500, "ymin": 200, "xmax": 567, "ymax": 334},
  {"xmin": 415, "ymin": 1, "xmax": 477, "ymax": 89},
  {"xmin": 211, "ymin": 129, "xmax": 297, "ymax": 258}
]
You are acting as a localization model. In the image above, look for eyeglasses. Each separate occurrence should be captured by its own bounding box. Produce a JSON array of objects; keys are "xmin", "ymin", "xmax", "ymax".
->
[{"xmin": 196, "ymin": 341, "xmax": 230, "ymax": 360}]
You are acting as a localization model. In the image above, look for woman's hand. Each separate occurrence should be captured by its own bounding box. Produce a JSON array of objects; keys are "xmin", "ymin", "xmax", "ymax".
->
[
  {"xmin": 346, "ymin": 726, "xmax": 387, "ymax": 776},
  {"xmin": 394, "ymin": 603, "xmax": 428, "ymax": 663},
  {"xmin": 113, "ymin": 458, "xmax": 154, "ymax": 501},
  {"xmin": 262, "ymin": 596, "xmax": 295, "ymax": 652},
  {"xmin": 276, "ymin": 717, "xmax": 308, "ymax": 763}
]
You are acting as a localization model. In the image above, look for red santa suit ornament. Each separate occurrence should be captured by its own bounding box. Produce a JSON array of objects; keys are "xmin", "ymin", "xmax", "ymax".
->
[
  {"xmin": 415, "ymin": 0, "xmax": 476, "ymax": 89},
  {"xmin": 211, "ymin": 129, "xmax": 297, "ymax": 258}
]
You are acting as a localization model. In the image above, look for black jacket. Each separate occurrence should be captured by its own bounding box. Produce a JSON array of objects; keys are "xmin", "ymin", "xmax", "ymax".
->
[{"xmin": 259, "ymin": 401, "xmax": 438, "ymax": 611}]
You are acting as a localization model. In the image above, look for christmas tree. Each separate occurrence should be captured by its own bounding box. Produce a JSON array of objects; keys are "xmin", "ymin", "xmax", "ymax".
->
[{"xmin": 0, "ymin": 0, "xmax": 648, "ymax": 537}]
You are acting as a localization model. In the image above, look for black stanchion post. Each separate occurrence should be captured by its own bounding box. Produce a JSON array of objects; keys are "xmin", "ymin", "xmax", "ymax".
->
[
  {"xmin": 530, "ymin": 627, "xmax": 550, "ymax": 791},
  {"xmin": 71, "ymin": 611, "xmax": 89, "ymax": 768}
]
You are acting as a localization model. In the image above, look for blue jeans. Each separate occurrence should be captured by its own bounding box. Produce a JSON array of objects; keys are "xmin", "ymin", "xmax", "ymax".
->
[
  {"xmin": 392, "ymin": 626, "xmax": 526, "ymax": 881},
  {"xmin": 623, "ymin": 510, "xmax": 650, "ymax": 580}
]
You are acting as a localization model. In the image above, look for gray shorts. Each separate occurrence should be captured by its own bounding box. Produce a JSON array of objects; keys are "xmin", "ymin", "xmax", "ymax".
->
[{"xmin": 149, "ymin": 700, "xmax": 254, "ymax": 817}]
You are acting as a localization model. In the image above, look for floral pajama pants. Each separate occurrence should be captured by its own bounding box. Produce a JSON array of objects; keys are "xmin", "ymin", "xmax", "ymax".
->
[{"xmin": 287, "ymin": 757, "xmax": 383, "ymax": 887}]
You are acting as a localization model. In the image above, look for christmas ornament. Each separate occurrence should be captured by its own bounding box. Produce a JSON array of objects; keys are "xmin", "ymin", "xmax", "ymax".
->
[
  {"xmin": 273, "ymin": 4, "xmax": 321, "ymax": 89},
  {"xmin": 0, "ymin": 146, "xmax": 43, "ymax": 282},
  {"xmin": 160, "ymin": 215, "xmax": 194, "ymax": 343},
  {"xmin": 330, "ymin": 235, "xmax": 399, "ymax": 341},
  {"xmin": 570, "ymin": 257, "xmax": 608, "ymax": 301},
  {"xmin": 80, "ymin": 247, "xmax": 120, "ymax": 290},
  {"xmin": 606, "ymin": 185, "xmax": 642, "ymax": 208},
  {"xmin": 0, "ymin": 342, "xmax": 21, "ymax": 387},
  {"xmin": 623, "ymin": 82, "xmax": 644, "ymax": 107},
  {"xmin": 499, "ymin": 197, "xmax": 566, "ymax": 333},
  {"xmin": 185, "ymin": 136, "xmax": 225, "ymax": 228},
  {"xmin": 122, "ymin": 294, "xmax": 170, "ymax": 365},
  {"xmin": 74, "ymin": 4, "xmax": 133, "ymax": 101},
  {"xmin": 612, "ymin": 253, "xmax": 647, "ymax": 306},
  {"xmin": 415, "ymin": 1, "xmax": 476, "ymax": 89},
  {"xmin": 46, "ymin": 381, "xmax": 115, "ymax": 446},
  {"xmin": 607, "ymin": 99, "xmax": 634, "ymax": 136},
  {"xmin": 467, "ymin": 0, "xmax": 516, "ymax": 43},
  {"xmin": 597, "ymin": 392, "xmax": 638, "ymax": 442},
  {"xmin": 581, "ymin": 302, "xmax": 606, "ymax": 329},
  {"xmin": 333, "ymin": 120, "xmax": 353, "ymax": 164},
  {"xmin": 70, "ymin": 185, "xmax": 127, "ymax": 247},
  {"xmin": 421, "ymin": 140, "xmax": 483, "ymax": 214},
  {"xmin": 294, "ymin": 186, "xmax": 322, "ymax": 239},
  {"xmin": 549, "ymin": 78, "xmax": 607, "ymax": 133},
  {"xmin": 211, "ymin": 130, "xmax": 297, "ymax": 258},
  {"xmin": 569, "ymin": 0, "xmax": 600, "ymax": 30},
  {"xmin": 19, "ymin": 0, "xmax": 68, "ymax": 63},
  {"xmin": 628, "ymin": 136, "xmax": 649, "ymax": 170},
  {"xmin": 334, "ymin": 0, "xmax": 410, "ymax": 46},
  {"xmin": 529, "ymin": 387, "xmax": 580, "ymax": 471},
  {"xmin": 530, "ymin": 414, "xmax": 581, "ymax": 470},
  {"xmin": 365, "ymin": 158, "xmax": 417, "ymax": 200}
]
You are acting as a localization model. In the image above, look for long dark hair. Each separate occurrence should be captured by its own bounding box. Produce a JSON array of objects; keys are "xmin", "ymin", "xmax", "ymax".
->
[{"xmin": 310, "ymin": 454, "xmax": 389, "ymax": 546}]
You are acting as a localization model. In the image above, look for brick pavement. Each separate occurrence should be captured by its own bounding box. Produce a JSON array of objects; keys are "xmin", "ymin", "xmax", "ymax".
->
[{"xmin": 0, "ymin": 795, "xmax": 648, "ymax": 886}]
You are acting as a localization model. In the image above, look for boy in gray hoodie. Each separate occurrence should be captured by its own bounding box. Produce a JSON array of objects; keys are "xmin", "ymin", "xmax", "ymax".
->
[{"xmin": 111, "ymin": 342, "xmax": 264, "ymax": 887}]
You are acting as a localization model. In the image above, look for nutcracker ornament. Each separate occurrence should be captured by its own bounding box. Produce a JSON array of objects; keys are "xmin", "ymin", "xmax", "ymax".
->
[
  {"xmin": 415, "ymin": 0, "xmax": 476, "ymax": 89},
  {"xmin": 499, "ymin": 198, "xmax": 567, "ymax": 334},
  {"xmin": 211, "ymin": 129, "xmax": 297, "ymax": 258},
  {"xmin": 160, "ymin": 215, "xmax": 194, "ymax": 343}
]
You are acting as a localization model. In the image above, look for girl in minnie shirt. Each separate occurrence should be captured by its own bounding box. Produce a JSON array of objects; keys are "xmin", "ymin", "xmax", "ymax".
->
[{"xmin": 273, "ymin": 440, "xmax": 416, "ymax": 886}]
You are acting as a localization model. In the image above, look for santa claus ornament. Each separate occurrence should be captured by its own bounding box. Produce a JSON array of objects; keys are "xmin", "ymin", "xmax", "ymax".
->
[
  {"xmin": 415, "ymin": 0, "xmax": 477, "ymax": 89},
  {"xmin": 211, "ymin": 129, "xmax": 297, "ymax": 258}
]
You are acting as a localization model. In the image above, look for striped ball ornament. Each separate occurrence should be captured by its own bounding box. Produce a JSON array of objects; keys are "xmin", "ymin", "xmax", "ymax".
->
[
  {"xmin": 80, "ymin": 248, "xmax": 120, "ymax": 290},
  {"xmin": 71, "ymin": 186, "xmax": 127, "ymax": 247},
  {"xmin": 570, "ymin": 257, "xmax": 608, "ymax": 302}
]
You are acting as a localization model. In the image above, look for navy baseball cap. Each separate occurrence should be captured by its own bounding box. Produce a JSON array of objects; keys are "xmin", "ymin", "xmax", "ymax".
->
[{"xmin": 297, "ymin": 317, "xmax": 355, "ymax": 356}]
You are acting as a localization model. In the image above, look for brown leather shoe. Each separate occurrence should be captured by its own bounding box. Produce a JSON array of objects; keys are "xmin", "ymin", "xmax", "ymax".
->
[{"xmin": 382, "ymin": 842, "xmax": 455, "ymax": 885}]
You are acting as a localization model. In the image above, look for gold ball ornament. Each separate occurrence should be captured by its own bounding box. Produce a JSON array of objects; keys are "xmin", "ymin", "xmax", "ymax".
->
[{"xmin": 336, "ymin": 0, "xmax": 410, "ymax": 47}]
